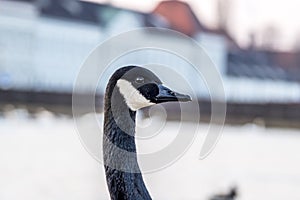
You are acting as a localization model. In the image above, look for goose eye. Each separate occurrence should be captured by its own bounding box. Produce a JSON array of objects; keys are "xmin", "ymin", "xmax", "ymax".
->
[{"xmin": 135, "ymin": 76, "xmax": 144, "ymax": 84}]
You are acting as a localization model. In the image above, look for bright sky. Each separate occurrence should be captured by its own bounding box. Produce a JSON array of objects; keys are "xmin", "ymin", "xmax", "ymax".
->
[{"xmin": 84, "ymin": 0, "xmax": 300, "ymax": 50}]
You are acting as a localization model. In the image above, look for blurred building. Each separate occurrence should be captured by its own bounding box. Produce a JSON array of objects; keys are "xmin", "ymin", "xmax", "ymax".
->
[
  {"xmin": 0, "ymin": 0, "xmax": 300, "ymax": 104},
  {"xmin": 0, "ymin": 0, "xmax": 103, "ymax": 92}
]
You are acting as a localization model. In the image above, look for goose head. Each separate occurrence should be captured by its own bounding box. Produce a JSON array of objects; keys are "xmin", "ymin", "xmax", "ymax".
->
[{"xmin": 105, "ymin": 66, "xmax": 191, "ymax": 112}]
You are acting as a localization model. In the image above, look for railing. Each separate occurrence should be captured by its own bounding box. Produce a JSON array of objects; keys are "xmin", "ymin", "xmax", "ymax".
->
[{"xmin": 1, "ymin": 89, "xmax": 300, "ymax": 128}]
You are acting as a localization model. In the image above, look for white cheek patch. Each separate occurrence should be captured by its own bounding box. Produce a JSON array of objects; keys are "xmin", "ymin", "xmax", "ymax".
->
[{"xmin": 117, "ymin": 79, "xmax": 155, "ymax": 111}]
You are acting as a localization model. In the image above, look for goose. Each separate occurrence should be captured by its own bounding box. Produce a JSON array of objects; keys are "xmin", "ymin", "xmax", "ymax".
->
[
  {"xmin": 209, "ymin": 187, "xmax": 238, "ymax": 200},
  {"xmin": 103, "ymin": 66, "xmax": 191, "ymax": 200}
]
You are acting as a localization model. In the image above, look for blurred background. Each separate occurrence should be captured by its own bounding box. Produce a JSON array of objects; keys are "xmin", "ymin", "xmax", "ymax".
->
[{"xmin": 0, "ymin": 0, "xmax": 300, "ymax": 199}]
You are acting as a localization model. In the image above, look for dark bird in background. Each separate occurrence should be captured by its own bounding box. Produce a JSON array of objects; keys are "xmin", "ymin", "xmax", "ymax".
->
[
  {"xmin": 209, "ymin": 187, "xmax": 238, "ymax": 200},
  {"xmin": 103, "ymin": 66, "xmax": 191, "ymax": 200}
]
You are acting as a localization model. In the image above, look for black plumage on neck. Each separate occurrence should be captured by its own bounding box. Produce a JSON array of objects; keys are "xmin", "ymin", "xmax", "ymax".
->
[{"xmin": 103, "ymin": 71, "xmax": 152, "ymax": 200}]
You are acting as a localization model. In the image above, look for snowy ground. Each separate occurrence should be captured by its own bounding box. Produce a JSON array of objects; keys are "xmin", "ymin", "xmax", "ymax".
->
[{"xmin": 0, "ymin": 110, "xmax": 300, "ymax": 200}]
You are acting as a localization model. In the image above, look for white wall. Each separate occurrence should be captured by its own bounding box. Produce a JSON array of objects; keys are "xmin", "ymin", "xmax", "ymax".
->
[
  {"xmin": 225, "ymin": 77, "xmax": 300, "ymax": 103},
  {"xmin": 0, "ymin": 1, "xmax": 103, "ymax": 91},
  {"xmin": 0, "ymin": 1, "xmax": 37, "ymax": 90},
  {"xmin": 33, "ymin": 17, "xmax": 103, "ymax": 91},
  {"xmin": 195, "ymin": 33, "xmax": 227, "ymax": 75}
]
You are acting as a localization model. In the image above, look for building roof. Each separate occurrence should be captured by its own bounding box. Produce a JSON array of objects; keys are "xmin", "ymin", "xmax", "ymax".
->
[
  {"xmin": 152, "ymin": 0, "xmax": 239, "ymax": 49},
  {"xmin": 10, "ymin": 0, "xmax": 239, "ymax": 45},
  {"xmin": 227, "ymin": 50, "xmax": 300, "ymax": 82},
  {"xmin": 152, "ymin": 0, "xmax": 206, "ymax": 37},
  {"xmin": 38, "ymin": 0, "xmax": 127, "ymax": 25}
]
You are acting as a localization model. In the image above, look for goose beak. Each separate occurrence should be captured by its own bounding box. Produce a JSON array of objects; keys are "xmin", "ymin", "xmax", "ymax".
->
[{"xmin": 154, "ymin": 84, "xmax": 192, "ymax": 103}]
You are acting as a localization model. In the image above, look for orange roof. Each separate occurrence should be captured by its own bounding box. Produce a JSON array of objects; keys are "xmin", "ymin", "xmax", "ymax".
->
[
  {"xmin": 152, "ymin": 0, "xmax": 240, "ymax": 49},
  {"xmin": 153, "ymin": 0, "xmax": 204, "ymax": 36}
]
